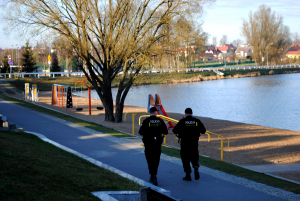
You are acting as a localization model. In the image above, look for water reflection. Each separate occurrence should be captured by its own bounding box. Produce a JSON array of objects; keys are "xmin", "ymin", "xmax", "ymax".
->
[{"xmin": 83, "ymin": 73, "xmax": 300, "ymax": 132}]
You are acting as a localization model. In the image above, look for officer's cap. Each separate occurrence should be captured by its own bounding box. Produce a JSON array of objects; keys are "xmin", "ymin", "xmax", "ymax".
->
[
  {"xmin": 185, "ymin": 108, "xmax": 193, "ymax": 114},
  {"xmin": 149, "ymin": 107, "xmax": 158, "ymax": 113}
]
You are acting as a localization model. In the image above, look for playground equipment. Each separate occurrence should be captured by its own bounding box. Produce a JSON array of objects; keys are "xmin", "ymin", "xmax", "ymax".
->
[
  {"xmin": 148, "ymin": 94, "xmax": 175, "ymax": 129},
  {"xmin": 74, "ymin": 83, "xmax": 83, "ymax": 111},
  {"xmin": 51, "ymin": 84, "xmax": 73, "ymax": 108},
  {"xmin": 22, "ymin": 83, "xmax": 39, "ymax": 103},
  {"xmin": 23, "ymin": 83, "xmax": 31, "ymax": 101},
  {"xmin": 124, "ymin": 111, "xmax": 149, "ymax": 137},
  {"xmin": 31, "ymin": 84, "xmax": 39, "ymax": 103},
  {"xmin": 74, "ymin": 77, "xmax": 102, "ymax": 115}
]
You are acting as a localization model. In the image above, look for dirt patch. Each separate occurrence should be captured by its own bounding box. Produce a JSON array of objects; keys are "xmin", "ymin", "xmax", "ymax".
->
[
  {"xmin": 163, "ymin": 71, "xmax": 265, "ymax": 84},
  {"xmin": 1, "ymin": 82, "xmax": 300, "ymax": 183}
]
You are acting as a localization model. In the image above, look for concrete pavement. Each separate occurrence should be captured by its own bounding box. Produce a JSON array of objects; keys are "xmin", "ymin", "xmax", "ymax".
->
[{"xmin": 0, "ymin": 97, "xmax": 299, "ymax": 201}]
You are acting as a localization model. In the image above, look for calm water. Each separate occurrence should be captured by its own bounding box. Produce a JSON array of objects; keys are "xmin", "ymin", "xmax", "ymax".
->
[{"xmin": 82, "ymin": 73, "xmax": 300, "ymax": 132}]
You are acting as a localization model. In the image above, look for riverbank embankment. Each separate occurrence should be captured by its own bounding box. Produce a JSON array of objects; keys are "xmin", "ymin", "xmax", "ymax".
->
[
  {"xmin": 5, "ymin": 68, "xmax": 300, "ymax": 92},
  {"xmin": 1, "ymin": 82, "xmax": 300, "ymax": 183}
]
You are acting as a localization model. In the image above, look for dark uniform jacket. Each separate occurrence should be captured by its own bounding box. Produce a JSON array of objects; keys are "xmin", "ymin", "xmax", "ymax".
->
[
  {"xmin": 139, "ymin": 116, "xmax": 168, "ymax": 146},
  {"xmin": 173, "ymin": 116, "xmax": 206, "ymax": 141}
]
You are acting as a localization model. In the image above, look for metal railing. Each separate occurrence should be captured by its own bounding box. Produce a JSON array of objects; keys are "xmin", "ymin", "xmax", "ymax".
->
[
  {"xmin": 124, "ymin": 111, "xmax": 148, "ymax": 137},
  {"xmin": 139, "ymin": 114, "xmax": 230, "ymax": 161}
]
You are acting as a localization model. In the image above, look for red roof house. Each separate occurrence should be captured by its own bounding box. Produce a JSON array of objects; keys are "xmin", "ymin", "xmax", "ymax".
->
[{"xmin": 286, "ymin": 44, "xmax": 300, "ymax": 58}]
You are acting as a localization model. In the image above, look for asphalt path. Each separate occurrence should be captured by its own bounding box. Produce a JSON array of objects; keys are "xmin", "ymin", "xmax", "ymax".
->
[{"xmin": 0, "ymin": 98, "xmax": 288, "ymax": 201}]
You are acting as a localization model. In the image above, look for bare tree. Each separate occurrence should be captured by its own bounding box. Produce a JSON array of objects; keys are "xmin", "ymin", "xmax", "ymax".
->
[
  {"xmin": 172, "ymin": 16, "xmax": 207, "ymax": 68},
  {"xmin": 212, "ymin": 36, "xmax": 217, "ymax": 46},
  {"xmin": 219, "ymin": 35, "xmax": 228, "ymax": 46},
  {"xmin": 269, "ymin": 26, "xmax": 292, "ymax": 64},
  {"xmin": 0, "ymin": 49, "xmax": 4, "ymax": 66},
  {"xmin": 292, "ymin": 33, "xmax": 300, "ymax": 44},
  {"xmin": 52, "ymin": 35, "xmax": 74, "ymax": 72},
  {"xmin": 34, "ymin": 36, "xmax": 51, "ymax": 72},
  {"xmin": 2, "ymin": 0, "xmax": 214, "ymax": 122},
  {"xmin": 231, "ymin": 39, "xmax": 243, "ymax": 48},
  {"xmin": 242, "ymin": 4, "xmax": 290, "ymax": 65}
]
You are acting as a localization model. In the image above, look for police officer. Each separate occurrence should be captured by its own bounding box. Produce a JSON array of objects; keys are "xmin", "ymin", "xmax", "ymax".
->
[
  {"xmin": 139, "ymin": 107, "xmax": 168, "ymax": 186},
  {"xmin": 172, "ymin": 108, "xmax": 206, "ymax": 181}
]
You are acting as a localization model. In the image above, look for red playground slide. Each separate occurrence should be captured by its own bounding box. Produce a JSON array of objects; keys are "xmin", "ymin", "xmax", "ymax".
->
[
  {"xmin": 147, "ymin": 94, "xmax": 175, "ymax": 129},
  {"xmin": 155, "ymin": 94, "xmax": 175, "ymax": 129}
]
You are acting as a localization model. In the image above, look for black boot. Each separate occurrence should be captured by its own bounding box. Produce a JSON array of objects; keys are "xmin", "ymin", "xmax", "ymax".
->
[
  {"xmin": 194, "ymin": 166, "xmax": 200, "ymax": 180},
  {"xmin": 150, "ymin": 175, "xmax": 155, "ymax": 183},
  {"xmin": 183, "ymin": 173, "xmax": 192, "ymax": 181},
  {"xmin": 152, "ymin": 175, "xmax": 158, "ymax": 186}
]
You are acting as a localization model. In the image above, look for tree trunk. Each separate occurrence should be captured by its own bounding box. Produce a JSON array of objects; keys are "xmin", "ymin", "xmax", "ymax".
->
[
  {"xmin": 104, "ymin": 101, "xmax": 115, "ymax": 121},
  {"xmin": 115, "ymin": 81, "xmax": 131, "ymax": 122},
  {"xmin": 93, "ymin": 71, "xmax": 116, "ymax": 122},
  {"xmin": 102, "ymin": 84, "xmax": 115, "ymax": 122},
  {"xmin": 115, "ymin": 102, "xmax": 124, "ymax": 122}
]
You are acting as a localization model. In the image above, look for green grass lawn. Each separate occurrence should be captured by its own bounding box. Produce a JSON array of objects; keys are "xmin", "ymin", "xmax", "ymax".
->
[
  {"xmin": 0, "ymin": 130, "xmax": 142, "ymax": 201},
  {"xmin": 1, "ymin": 94, "xmax": 299, "ymax": 196}
]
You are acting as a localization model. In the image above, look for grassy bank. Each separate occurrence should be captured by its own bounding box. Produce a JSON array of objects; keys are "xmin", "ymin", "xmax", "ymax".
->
[
  {"xmin": 0, "ymin": 130, "xmax": 142, "ymax": 201},
  {"xmin": 8, "ymin": 71, "xmax": 215, "ymax": 91},
  {"xmin": 8, "ymin": 67, "xmax": 300, "ymax": 92},
  {"xmin": 222, "ymin": 67, "xmax": 300, "ymax": 76},
  {"xmin": 0, "ymin": 94, "xmax": 299, "ymax": 195}
]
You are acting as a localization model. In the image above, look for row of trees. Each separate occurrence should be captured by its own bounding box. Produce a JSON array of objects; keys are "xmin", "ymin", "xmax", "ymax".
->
[
  {"xmin": 212, "ymin": 35, "xmax": 244, "ymax": 47},
  {"xmin": 0, "ymin": 42, "xmax": 36, "ymax": 73},
  {"xmin": 0, "ymin": 38, "xmax": 85, "ymax": 73},
  {"xmin": 241, "ymin": 5, "xmax": 291, "ymax": 65},
  {"xmin": 1, "ymin": 2, "xmax": 295, "ymax": 122},
  {"xmin": 2, "ymin": 0, "xmax": 215, "ymax": 122},
  {"xmin": 212, "ymin": 5, "xmax": 296, "ymax": 66}
]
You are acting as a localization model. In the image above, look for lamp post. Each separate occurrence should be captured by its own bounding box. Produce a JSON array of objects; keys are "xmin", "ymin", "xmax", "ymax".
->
[
  {"xmin": 11, "ymin": 45, "xmax": 13, "ymax": 77},
  {"xmin": 16, "ymin": 44, "xmax": 18, "ymax": 71},
  {"xmin": 266, "ymin": 43, "xmax": 273, "ymax": 67}
]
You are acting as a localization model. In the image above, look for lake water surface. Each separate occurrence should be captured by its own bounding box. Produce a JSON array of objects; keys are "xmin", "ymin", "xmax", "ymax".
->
[{"xmin": 83, "ymin": 73, "xmax": 300, "ymax": 132}]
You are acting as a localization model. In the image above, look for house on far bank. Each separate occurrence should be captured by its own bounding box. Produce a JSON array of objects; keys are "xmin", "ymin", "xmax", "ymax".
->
[
  {"xmin": 285, "ymin": 44, "xmax": 300, "ymax": 59},
  {"xmin": 200, "ymin": 53, "xmax": 215, "ymax": 61},
  {"xmin": 218, "ymin": 53, "xmax": 231, "ymax": 62},
  {"xmin": 226, "ymin": 57, "xmax": 232, "ymax": 63},
  {"xmin": 218, "ymin": 44, "xmax": 236, "ymax": 53},
  {"xmin": 204, "ymin": 45, "xmax": 221, "ymax": 59},
  {"xmin": 236, "ymin": 46, "xmax": 253, "ymax": 59}
]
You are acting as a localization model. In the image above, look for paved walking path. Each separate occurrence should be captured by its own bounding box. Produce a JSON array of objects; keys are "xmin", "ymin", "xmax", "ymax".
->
[{"xmin": 1, "ymin": 98, "xmax": 299, "ymax": 201}]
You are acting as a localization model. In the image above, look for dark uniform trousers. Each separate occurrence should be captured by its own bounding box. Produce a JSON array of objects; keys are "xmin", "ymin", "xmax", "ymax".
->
[
  {"xmin": 144, "ymin": 143, "xmax": 161, "ymax": 176},
  {"xmin": 173, "ymin": 115, "xmax": 206, "ymax": 174},
  {"xmin": 180, "ymin": 138, "xmax": 199, "ymax": 174},
  {"xmin": 139, "ymin": 115, "xmax": 168, "ymax": 176}
]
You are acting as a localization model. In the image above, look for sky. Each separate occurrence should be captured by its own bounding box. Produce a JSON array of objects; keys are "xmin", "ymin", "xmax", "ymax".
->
[
  {"xmin": 202, "ymin": 0, "xmax": 300, "ymax": 45},
  {"xmin": 0, "ymin": 0, "xmax": 300, "ymax": 49}
]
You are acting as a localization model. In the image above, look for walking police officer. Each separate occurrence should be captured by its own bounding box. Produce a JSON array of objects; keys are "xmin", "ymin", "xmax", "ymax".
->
[
  {"xmin": 139, "ymin": 107, "xmax": 168, "ymax": 186},
  {"xmin": 173, "ymin": 108, "xmax": 206, "ymax": 181}
]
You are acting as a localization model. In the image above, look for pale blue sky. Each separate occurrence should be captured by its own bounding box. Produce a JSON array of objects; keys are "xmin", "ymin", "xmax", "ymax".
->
[
  {"xmin": 0, "ymin": 0, "xmax": 299, "ymax": 49},
  {"xmin": 202, "ymin": 0, "xmax": 300, "ymax": 45}
]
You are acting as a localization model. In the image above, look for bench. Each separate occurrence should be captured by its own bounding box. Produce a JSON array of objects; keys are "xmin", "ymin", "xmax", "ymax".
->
[{"xmin": 0, "ymin": 114, "xmax": 16, "ymax": 130}]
